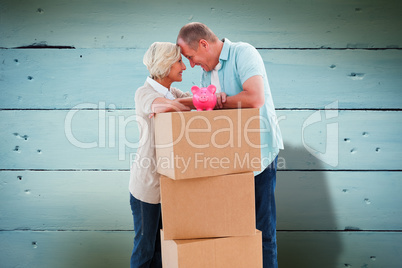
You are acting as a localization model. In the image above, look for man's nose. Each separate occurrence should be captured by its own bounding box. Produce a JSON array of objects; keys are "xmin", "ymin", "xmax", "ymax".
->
[{"xmin": 190, "ymin": 60, "xmax": 195, "ymax": 68}]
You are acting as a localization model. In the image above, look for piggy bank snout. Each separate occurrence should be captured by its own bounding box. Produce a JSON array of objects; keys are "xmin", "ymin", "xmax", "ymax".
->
[{"xmin": 198, "ymin": 94, "xmax": 209, "ymax": 102}]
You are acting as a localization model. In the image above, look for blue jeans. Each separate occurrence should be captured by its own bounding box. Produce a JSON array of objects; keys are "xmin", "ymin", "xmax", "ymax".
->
[
  {"xmin": 255, "ymin": 156, "xmax": 278, "ymax": 268},
  {"xmin": 130, "ymin": 194, "xmax": 162, "ymax": 268}
]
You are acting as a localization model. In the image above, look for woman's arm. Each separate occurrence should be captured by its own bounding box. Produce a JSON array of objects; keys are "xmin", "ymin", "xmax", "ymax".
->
[
  {"xmin": 175, "ymin": 97, "xmax": 195, "ymax": 109},
  {"xmin": 151, "ymin": 97, "xmax": 191, "ymax": 114}
]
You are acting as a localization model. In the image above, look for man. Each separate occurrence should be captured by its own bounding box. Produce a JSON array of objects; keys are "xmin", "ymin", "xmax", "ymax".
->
[{"xmin": 177, "ymin": 22, "xmax": 284, "ymax": 268}]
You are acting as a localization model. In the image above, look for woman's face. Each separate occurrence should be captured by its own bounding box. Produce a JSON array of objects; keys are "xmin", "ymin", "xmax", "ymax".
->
[{"xmin": 167, "ymin": 56, "xmax": 186, "ymax": 83}]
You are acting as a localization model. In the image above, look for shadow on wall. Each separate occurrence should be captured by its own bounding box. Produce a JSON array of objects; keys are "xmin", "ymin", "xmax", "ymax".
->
[
  {"xmin": 61, "ymin": 231, "xmax": 132, "ymax": 268},
  {"xmin": 276, "ymin": 145, "xmax": 342, "ymax": 268}
]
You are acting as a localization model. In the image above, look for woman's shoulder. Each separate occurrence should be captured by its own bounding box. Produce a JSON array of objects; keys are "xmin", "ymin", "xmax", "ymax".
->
[
  {"xmin": 135, "ymin": 81, "xmax": 155, "ymax": 97},
  {"xmin": 137, "ymin": 80, "xmax": 152, "ymax": 91}
]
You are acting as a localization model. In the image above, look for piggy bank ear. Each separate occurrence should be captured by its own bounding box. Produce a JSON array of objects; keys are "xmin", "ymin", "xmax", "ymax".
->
[
  {"xmin": 207, "ymin": 85, "xmax": 216, "ymax": 94},
  {"xmin": 191, "ymin": 86, "xmax": 200, "ymax": 94}
]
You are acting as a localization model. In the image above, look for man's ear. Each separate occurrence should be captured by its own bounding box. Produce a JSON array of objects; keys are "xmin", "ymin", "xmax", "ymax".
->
[{"xmin": 199, "ymin": 39, "xmax": 209, "ymax": 50}]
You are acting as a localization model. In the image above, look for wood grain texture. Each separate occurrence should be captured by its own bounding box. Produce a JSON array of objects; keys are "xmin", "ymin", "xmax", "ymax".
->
[
  {"xmin": 0, "ymin": 171, "xmax": 132, "ymax": 231},
  {"xmin": 1, "ymin": 0, "xmax": 401, "ymax": 49},
  {"xmin": 0, "ymin": 231, "xmax": 133, "ymax": 268},
  {"xmin": 276, "ymin": 171, "xmax": 402, "ymax": 231},
  {"xmin": 1, "ymin": 0, "xmax": 401, "ymax": 266},
  {"xmin": 0, "ymin": 171, "xmax": 400, "ymax": 231},
  {"xmin": 277, "ymin": 110, "xmax": 402, "ymax": 170},
  {"xmin": 0, "ymin": 231, "xmax": 401, "ymax": 268},
  {"xmin": 1, "ymin": 110, "xmax": 400, "ymax": 170},
  {"xmin": 277, "ymin": 231, "xmax": 402, "ymax": 268},
  {"xmin": 1, "ymin": 49, "xmax": 401, "ymax": 109}
]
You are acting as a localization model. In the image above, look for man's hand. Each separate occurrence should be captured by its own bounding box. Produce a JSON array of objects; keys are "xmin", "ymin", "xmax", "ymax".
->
[{"xmin": 215, "ymin": 92, "xmax": 227, "ymax": 109}]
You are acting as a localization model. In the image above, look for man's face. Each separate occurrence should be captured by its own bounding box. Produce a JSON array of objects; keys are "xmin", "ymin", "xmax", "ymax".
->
[{"xmin": 177, "ymin": 39, "xmax": 213, "ymax": 72}]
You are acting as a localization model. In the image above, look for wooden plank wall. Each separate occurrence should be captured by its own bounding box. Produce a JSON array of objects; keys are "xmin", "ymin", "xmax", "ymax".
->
[{"xmin": 1, "ymin": 0, "xmax": 401, "ymax": 267}]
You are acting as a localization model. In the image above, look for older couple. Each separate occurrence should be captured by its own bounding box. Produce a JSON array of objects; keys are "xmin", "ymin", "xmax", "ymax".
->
[{"xmin": 129, "ymin": 22, "xmax": 283, "ymax": 268}]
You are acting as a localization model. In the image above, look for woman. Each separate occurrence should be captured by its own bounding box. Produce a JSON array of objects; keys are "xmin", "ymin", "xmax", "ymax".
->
[{"xmin": 129, "ymin": 42, "xmax": 192, "ymax": 268}]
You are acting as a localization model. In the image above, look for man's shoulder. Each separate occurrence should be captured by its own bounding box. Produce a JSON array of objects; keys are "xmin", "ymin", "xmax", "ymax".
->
[
  {"xmin": 226, "ymin": 39, "xmax": 255, "ymax": 50},
  {"xmin": 225, "ymin": 39, "xmax": 258, "ymax": 59}
]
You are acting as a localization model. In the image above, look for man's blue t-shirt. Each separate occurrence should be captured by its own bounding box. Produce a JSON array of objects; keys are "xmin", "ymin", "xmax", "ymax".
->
[{"xmin": 201, "ymin": 39, "xmax": 284, "ymax": 174}]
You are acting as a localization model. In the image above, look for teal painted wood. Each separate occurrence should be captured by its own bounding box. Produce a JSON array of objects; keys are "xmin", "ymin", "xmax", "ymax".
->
[
  {"xmin": 0, "ymin": 110, "xmax": 139, "ymax": 170},
  {"xmin": 1, "ymin": 0, "xmax": 401, "ymax": 49},
  {"xmin": 276, "ymin": 171, "xmax": 402, "ymax": 231},
  {"xmin": 0, "ymin": 171, "xmax": 400, "ymax": 231},
  {"xmin": 0, "ymin": 231, "xmax": 133, "ymax": 268},
  {"xmin": 0, "ymin": 231, "xmax": 400, "ymax": 268},
  {"xmin": 0, "ymin": 0, "xmax": 401, "ymax": 266},
  {"xmin": 277, "ymin": 232, "xmax": 402, "ymax": 268},
  {"xmin": 1, "ymin": 110, "xmax": 400, "ymax": 170},
  {"xmin": 261, "ymin": 49, "xmax": 402, "ymax": 109},
  {"xmin": 0, "ymin": 49, "xmax": 151, "ymax": 110},
  {"xmin": 278, "ymin": 110, "xmax": 402, "ymax": 170},
  {"xmin": 1, "ymin": 49, "xmax": 402, "ymax": 109},
  {"xmin": 0, "ymin": 171, "xmax": 132, "ymax": 231}
]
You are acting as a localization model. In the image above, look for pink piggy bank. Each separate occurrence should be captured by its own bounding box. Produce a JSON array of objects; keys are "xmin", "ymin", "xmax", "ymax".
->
[{"xmin": 191, "ymin": 85, "xmax": 217, "ymax": 111}]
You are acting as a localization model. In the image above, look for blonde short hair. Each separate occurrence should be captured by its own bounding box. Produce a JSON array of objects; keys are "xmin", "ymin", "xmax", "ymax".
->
[{"xmin": 143, "ymin": 42, "xmax": 181, "ymax": 80}]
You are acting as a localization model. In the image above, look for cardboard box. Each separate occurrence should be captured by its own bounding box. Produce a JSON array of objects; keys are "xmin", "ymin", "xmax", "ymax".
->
[
  {"xmin": 160, "ymin": 172, "xmax": 256, "ymax": 240},
  {"xmin": 154, "ymin": 108, "xmax": 261, "ymax": 180},
  {"xmin": 161, "ymin": 230, "xmax": 262, "ymax": 268}
]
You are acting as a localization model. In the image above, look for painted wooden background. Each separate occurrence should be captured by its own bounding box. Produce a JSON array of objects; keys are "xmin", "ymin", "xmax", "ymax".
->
[{"xmin": 1, "ymin": 0, "xmax": 401, "ymax": 267}]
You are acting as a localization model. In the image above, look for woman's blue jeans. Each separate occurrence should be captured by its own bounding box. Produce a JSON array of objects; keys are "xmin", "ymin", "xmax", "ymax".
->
[
  {"xmin": 129, "ymin": 156, "xmax": 278, "ymax": 268},
  {"xmin": 255, "ymin": 156, "xmax": 278, "ymax": 268},
  {"xmin": 130, "ymin": 194, "xmax": 162, "ymax": 268}
]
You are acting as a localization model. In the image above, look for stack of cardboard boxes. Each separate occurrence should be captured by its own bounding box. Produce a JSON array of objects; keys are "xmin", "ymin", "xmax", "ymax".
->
[{"xmin": 154, "ymin": 108, "xmax": 263, "ymax": 268}]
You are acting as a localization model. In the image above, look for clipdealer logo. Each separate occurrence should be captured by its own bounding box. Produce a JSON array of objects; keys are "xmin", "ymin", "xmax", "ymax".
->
[
  {"xmin": 64, "ymin": 102, "xmax": 266, "ymax": 162},
  {"xmin": 63, "ymin": 101, "xmax": 338, "ymax": 168},
  {"xmin": 64, "ymin": 102, "xmax": 145, "ymax": 160},
  {"xmin": 301, "ymin": 101, "xmax": 339, "ymax": 167},
  {"xmin": 153, "ymin": 108, "xmax": 262, "ymax": 150},
  {"xmin": 129, "ymin": 151, "xmax": 265, "ymax": 174}
]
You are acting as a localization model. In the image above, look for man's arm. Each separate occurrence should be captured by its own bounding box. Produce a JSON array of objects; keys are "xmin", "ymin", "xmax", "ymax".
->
[
  {"xmin": 168, "ymin": 75, "xmax": 265, "ymax": 111},
  {"xmin": 218, "ymin": 75, "xmax": 265, "ymax": 109},
  {"xmin": 177, "ymin": 95, "xmax": 228, "ymax": 110}
]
